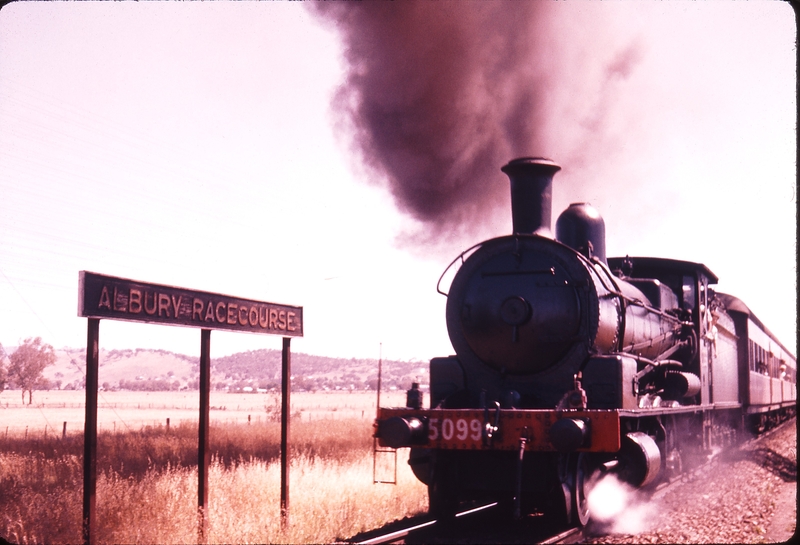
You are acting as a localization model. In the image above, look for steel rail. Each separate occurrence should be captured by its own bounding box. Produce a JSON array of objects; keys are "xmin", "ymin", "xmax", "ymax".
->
[
  {"xmin": 539, "ymin": 526, "xmax": 583, "ymax": 544},
  {"xmin": 352, "ymin": 501, "xmax": 498, "ymax": 545}
]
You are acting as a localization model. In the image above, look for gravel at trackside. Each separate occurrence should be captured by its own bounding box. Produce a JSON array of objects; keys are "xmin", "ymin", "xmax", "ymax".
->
[{"xmin": 585, "ymin": 420, "xmax": 797, "ymax": 544}]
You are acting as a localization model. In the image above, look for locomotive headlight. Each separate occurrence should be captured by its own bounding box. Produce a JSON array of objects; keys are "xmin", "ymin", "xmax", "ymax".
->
[
  {"xmin": 549, "ymin": 418, "xmax": 589, "ymax": 452},
  {"xmin": 378, "ymin": 416, "xmax": 427, "ymax": 448},
  {"xmin": 500, "ymin": 296, "xmax": 531, "ymax": 326}
]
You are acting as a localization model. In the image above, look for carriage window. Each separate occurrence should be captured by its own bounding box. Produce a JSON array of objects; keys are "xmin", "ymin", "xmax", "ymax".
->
[
  {"xmin": 760, "ymin": 347, "xmax": 768, "ymax": 376},
  {"xmin": 682, "ymin": 275, "xmax": 696, "ymax": 311}
]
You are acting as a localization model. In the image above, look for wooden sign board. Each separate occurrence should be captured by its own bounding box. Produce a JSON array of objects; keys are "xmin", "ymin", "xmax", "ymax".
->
[
  {"xmin": 78, "ymin": 271, "xmax": 303, "ymax": 337},
  {"xmin": 78, "ymin": 271, "xmax": 301, "ymax": 543}
]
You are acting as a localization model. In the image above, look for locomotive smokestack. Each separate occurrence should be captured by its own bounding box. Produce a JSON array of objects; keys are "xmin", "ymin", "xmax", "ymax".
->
[{"xmin": 501, "ymin": 157, "xmax": 561, "ymax": 237}]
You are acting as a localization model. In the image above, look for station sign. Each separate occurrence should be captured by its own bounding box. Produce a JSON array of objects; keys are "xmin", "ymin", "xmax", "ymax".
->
[{"xmin": 78, "ymin": 271, "xmax": 303, "ymax": 337}]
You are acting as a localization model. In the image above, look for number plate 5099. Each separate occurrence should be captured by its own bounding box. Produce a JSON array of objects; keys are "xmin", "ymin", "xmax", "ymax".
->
[{"xmin": 428, "ymin": 417, "xmax": 483, "ymax": 442}]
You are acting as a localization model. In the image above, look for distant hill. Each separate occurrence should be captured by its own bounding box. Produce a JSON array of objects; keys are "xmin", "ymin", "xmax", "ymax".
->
[{"xmin": 38, "ymin": 347, "xmax": 429, "ymax": 393}]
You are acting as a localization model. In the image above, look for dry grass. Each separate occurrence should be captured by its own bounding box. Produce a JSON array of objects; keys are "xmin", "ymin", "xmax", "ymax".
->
[
  {"xmin": 0, "ymin": 390, "xmax": 408, "ymax": 433},
  {"xmin": 1, "ymin": 418, "xmax": 379, "ymax": 476},
  {"xmin": 0, "ymin": 415, "xmax": 428, "ymax": 544}
]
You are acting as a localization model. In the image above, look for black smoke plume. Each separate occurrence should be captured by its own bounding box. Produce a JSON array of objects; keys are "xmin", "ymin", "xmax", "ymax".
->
[{"xmin": 310, "ymin": 2, "xmax": 641, "ymax": 247}]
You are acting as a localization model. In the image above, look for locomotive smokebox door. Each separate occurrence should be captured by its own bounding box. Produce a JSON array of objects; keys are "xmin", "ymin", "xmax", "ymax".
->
[{"xmin": 445, "ymin": 236, "xmax": 593, "ymax": 376}]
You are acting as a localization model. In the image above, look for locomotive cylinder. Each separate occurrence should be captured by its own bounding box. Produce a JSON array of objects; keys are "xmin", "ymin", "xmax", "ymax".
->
[
  {"xmin": 662, "ymin": 370, "xmax": 702, "ymax": 399},
  {"xmin": 618, "ymin": 431, "xmax": 662, "ymax": 488}
]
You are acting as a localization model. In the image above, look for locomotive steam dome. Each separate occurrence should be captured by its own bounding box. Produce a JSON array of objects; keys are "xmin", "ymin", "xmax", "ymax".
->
[
  {"xmin": 556, "ymin": 203, "xmax": 607, "ymax": 264},
  {"xmin": 445, "ymin": 159, "xmax": 603, "ymax": 375}
]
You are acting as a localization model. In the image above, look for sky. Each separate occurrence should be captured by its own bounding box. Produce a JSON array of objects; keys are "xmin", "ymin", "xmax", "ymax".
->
[{"xmin": 0, "ymin": 1, "xmax": 796, "ymax": 362}]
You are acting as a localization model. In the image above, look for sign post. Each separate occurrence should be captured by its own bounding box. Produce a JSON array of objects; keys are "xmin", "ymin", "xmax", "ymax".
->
[
  {"xmin": 280, "ymin": 337, "xmax": 291, "ymax": 529},
  {"xmin": 198, "ymin": 328, "xmax": 211, "ymax": 542},
  {"xmin": 78, "ymin": 272, "xmax": 302, "ymax": 544},
  {"xmin": 82, "ymin": 318, "xmax": 99, "ymax": 544}
]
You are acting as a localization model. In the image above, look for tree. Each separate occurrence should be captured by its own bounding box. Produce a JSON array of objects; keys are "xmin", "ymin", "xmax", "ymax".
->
[
  {"xmin": 0, "ymin": 357, "xmax": 7, "ymax": 394},
  {"xmin": 8, "ymin": 337, "xmax": 56, "ymax": 405},
  {"xmin": 0, "ymin": 342, "xmax": 8, "ymax": 394}
]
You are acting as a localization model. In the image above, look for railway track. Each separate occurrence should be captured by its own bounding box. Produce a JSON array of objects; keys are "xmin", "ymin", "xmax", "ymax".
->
[
  {"xmin": 350, "ymin": 418, "xmax": 795, "ymax": 544},
  {"xmin": 349, "ymin": 501, "xmax": 499, "ymax": 544},
  {"xmin": 649, "ymin": 416, "xmax": 794, "ymax": 502},
  {"xmin": 539, "ymin": 526, "xmax": 584, "ymax": 544},
  {"xmin": 348, "ymin": 501, "xmax": 587, "ymax": 544}
]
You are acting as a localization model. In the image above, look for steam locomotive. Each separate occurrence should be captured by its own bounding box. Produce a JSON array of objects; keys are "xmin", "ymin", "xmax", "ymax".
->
[{"xmin": 375, "ymin": 158, "xmax": 796, "ymax": 526}]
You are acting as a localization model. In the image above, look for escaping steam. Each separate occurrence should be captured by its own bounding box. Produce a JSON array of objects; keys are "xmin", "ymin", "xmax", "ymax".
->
[
  {"xmin": 309, "ymin": 2, "xmax": 644, "ymax": 248},
  {"xmin": 587, "ymin": 474, "xmax": 658, "ymax": 535}
]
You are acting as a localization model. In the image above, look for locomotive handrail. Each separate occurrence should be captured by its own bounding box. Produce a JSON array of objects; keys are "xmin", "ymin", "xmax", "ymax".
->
[
  {"xmin": 585, "ymin": 253, "xmax": 687, "ymax": 322},
  {"xmin": 436, "ymin": 241, "xmax": 485, "ymax": 296}
]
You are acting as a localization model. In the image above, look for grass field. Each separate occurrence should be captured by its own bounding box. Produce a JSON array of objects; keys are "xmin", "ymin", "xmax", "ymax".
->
[
  {"xmin": 0, "ymin": 389, "xmax": 427, "ymax": 544},
  {"xmin": 0, "ymin": 389, "xmax": 409, "ymax": 436}
]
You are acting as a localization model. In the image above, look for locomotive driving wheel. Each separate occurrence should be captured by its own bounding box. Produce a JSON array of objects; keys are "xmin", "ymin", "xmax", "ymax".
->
[
  {"xmin": 573, "ymin": 453, "xmax": 591, "ymax": 526},
  {"xmin": 557, "ymin": 453, "xmax": 593, "ymax": 527},
  {"xmin": 428, "ymin": 452, "xmax": 459, "ymax": 518},
  {"xmin": 428, "ymin": 480, "xmax": 458, "ymax": 518}
]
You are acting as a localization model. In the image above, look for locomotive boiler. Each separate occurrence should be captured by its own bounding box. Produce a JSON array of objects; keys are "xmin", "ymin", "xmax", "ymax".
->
[{"xmin": 374, "ymin": 158, "xmax": 796, "ymax": 526}]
